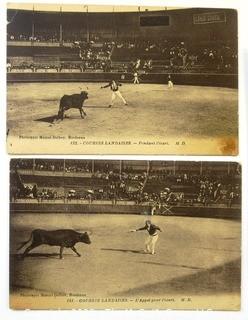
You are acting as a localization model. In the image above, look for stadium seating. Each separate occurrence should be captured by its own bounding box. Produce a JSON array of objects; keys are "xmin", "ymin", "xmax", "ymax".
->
[
  {"xmin": 10, "ymin": 159, "xmax": 241, "ymax": 208},
  {"xmin": 7, "ymin": 7, "xmax": 238, "ymax": 75}
]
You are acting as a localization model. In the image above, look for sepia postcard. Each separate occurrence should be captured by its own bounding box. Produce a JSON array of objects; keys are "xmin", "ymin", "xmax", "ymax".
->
[
  {"xmin": 6, "ymin": 4, "xmax": 238, "ymax": 155},
  {"xmin": 10, "ymin": 159, "xmax": 241, "ymax": 310}
]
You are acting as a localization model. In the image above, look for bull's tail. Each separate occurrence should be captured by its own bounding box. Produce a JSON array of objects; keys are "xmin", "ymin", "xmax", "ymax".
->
[{"xmin": 16, "ymin": 232, "xmax": 33, "ymax": 251}]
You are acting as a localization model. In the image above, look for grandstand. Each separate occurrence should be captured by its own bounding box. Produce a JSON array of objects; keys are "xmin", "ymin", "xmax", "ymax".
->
[
  {"xmin": 7, "ymin": 6, "xmax": 238, "ymax": 81},
  {"xmin": 10, "ymin": 159, "xmax": 241, "ymax": 211}
]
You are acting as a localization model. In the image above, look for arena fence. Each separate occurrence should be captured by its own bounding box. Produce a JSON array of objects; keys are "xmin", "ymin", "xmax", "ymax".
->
[
  {"xmin": 10, "ymin": 202, "xmax": 241, "ymax": 220},
  {"xmin": 7, "ymin": 72, "xmax": 238, "ymax": 88}
]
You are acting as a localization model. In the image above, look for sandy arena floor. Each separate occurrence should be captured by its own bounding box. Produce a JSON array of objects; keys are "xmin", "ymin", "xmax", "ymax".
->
[
  {"xmin": 10, "ymin": 213, "xmax": 241, "ymax": 305},
  {"xmin": 7, "ymin": 83, "xmax": 238, "ymax": 154}
]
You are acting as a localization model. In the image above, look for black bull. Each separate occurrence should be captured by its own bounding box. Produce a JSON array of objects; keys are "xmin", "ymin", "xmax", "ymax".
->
[
  {"xmin": 58, "ymin": 91, "xmax": 88, "ymax": 120},
  {"xmin": 17, "ymin": 229, "xmax": 91, "ymax": 259}
]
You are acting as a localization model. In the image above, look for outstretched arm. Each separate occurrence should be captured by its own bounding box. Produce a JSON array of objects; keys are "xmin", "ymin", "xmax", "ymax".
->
[
  {"xmin": 129, "ymin": 226, "xmax": 146, "ymax": 232},
  {"xmin": 100, "ymin": 83, "xmax": 110, "ymax": 89},
  {"xmin": 156, "ymin": 226, "xmax": 162, "ymax": 232}
]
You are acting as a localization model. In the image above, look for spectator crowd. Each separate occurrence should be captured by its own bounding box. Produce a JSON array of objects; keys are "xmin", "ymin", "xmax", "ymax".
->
[
  {"xmin": 7, "ymin": 31, "xmax": 237, "ymax": 73},
  {"xmin": 11, "ymin": 160, "xmax": 241, "ymax": 208}
]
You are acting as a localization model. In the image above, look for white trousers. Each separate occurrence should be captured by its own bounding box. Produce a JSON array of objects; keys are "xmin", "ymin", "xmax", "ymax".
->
[
  {"xmin": 145, "ymin": 234, "xmax": 158, "ymax": 254},
  {"xmin": 168, "ymin": 80, "xmax": 174, "ymax": 88},
  {"xmin": 110, "ymin": 90, "xmax": 127, "ymax": 105},
  {"xmin": 134, "ymin": 77, "xmax": 139, "ymax": 84}
]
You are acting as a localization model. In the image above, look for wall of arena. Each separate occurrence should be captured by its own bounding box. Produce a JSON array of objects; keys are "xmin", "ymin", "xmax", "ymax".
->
[
  {"xmin": 10, "ymin": 202, "xmax": 241, "ymax": 220},
  {"xmin": 7, "ymin": 72, "xmax": 238, "ymax": 88}
]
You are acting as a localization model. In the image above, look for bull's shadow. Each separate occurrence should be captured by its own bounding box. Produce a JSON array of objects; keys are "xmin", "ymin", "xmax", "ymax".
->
[
  {"xmin": 35, "ymin": 105, "xmax": 111, "ymax": 124},
  {"xmin": 35, "ymin": 114, "xmax": 79, "ymax": 123},
  {"xmin": 12, "ymin": 253, "xmax": 60, "ymax": 260},
  {"xmin": 35, "ymin": 115, "xmax": 58, "ymax": 124},
  {"xmin": 35, "ymin": 114, "xmax": 77, "ymax": 124}
]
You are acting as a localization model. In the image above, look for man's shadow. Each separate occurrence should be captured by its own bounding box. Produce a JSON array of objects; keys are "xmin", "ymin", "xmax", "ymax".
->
[{"xmin": 101, "ymin": 248, "xmax": 145, "ymax": 254}]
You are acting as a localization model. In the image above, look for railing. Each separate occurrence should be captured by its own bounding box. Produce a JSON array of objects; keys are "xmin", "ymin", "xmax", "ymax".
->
[
  {"xmin": 7, "ymin": 41, "xmax": 61, "ymax": 47},
  {"xmin": 18, "ymin": 169, "xmax": 93, "ymax": 178},
  {"xmin": 11, "ymin": 198, "xmax": 137, "ymax": 205},
  {"xmin": 10, "ymin": 197, "xmax": 240, "ymax": 208},
  {"xmin": 7, "ymin": 59, "xmax": 238, "ymax": 75}
]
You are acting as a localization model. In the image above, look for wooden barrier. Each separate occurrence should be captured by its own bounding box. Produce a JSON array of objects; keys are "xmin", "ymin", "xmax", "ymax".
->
[
  {"xmin": 10, "ymin": 202, "xmax": 241, "ymax": 220},
  {"xmin": 7, "ymin": 72, "xmax": 238, "ymax": 88}
]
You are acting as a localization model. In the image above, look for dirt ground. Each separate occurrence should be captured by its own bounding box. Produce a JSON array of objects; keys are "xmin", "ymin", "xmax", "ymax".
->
[
  {"xmin": 10, "ymin": 213, "xmax": 241, "ymax": 309},
  {"xmin": 7, "ymin": 83, "xmax": 238, "ymax": 154}
]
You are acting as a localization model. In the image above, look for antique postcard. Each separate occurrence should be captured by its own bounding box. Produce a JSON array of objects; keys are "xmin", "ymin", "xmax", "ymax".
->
[
  {"xmin": 6, "ymin": 4, "xmax": 238, "ymax": 155},
  {"xmin": 10, "ymin": 159, "xmax": 241, "ymax": 310}
]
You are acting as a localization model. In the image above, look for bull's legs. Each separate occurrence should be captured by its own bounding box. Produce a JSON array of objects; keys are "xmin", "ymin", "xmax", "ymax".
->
[
  {"xmin": 22, "ymin": 243, "xmax": 40, "ymax": 259},
  {"xmin": 60, "ymin": 110, "xmax": 64, "ymax": 120},
  {"xmin": 79, "ymin": 107, "xmax": 86, "ymax": 119},
  {"xmin": 58, "ymin": 108, "xmax": 64, "ymax": 120},
  {"xmin": 79, "ymin": 108, "xmax": 84, "ymax": 119},
  {"xmin": 59, "ymin": 246, "xmax": 64, "ymax": 259},
  {"xmin": 71, "ymin": 246, "xmax": 81, "ymax": 257}
]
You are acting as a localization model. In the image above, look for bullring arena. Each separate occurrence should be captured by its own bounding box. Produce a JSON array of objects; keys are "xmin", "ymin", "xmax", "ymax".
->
[
  {"xmin": 10, "ymin": 159, "xmax": 241, "ymax": 310},
  {"xmin": 10, "ymin": 214, "xmax": 241, "ymax": 305},
  {"xmin": 7, "ymin": 82, "xmax": 238, "ymax": 142}
]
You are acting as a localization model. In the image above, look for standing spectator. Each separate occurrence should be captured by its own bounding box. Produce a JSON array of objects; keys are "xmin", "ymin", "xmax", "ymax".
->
[
  {"xmin": 214, "ymin": 183, "xmax": 221, "ymax": 202},
  {"xmin": 133, "ymin": 71, "xmax": 140, "ymax": 84},
  {"xmin": 7, "ymin": 61, "xmax": 12, "ymax": 72},
  {"xmin": 32, "ymin": 185, "xmax": 38, "ymax": 198},
  {"xmin": 228, "ymin": 190, "xmax": 235, "ymax": 208},
  {"xmin": 135, "ymin": 58, "xmax": 141, "ymax": 70},
  {"xmin": 168, "ymin": 74, "xmax": 174, "ymax": 89},
  {"xmin": 151, "ymin": 205, "xmax": 156, "ymax": 216}
]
